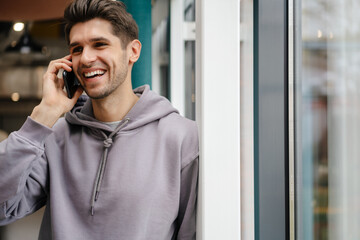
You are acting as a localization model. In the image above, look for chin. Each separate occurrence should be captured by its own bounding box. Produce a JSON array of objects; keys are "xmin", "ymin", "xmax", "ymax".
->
[{"xmin": 85, "ymin": 90, "xmax": 112, "ymax": 100}]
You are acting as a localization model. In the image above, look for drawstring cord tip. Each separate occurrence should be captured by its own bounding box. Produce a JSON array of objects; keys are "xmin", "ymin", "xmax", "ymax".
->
[{"xmin": 91, "ymin": 206, "xmax": 94, "ymax": 216}]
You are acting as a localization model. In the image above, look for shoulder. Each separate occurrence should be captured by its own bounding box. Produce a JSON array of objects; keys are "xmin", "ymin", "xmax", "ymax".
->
[
  {"xmin": 159, "ymin": 113, "xmax": 198, "ymax": 141},
  {"xmin": 159, "ymin": 113, "xmax": 199, "ymax": 168}
]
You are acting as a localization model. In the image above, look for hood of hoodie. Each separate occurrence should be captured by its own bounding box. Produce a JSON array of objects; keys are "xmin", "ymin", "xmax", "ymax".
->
[{"xmin": 65, "ymin": 85, "xmax": 178, "ymax": 133}]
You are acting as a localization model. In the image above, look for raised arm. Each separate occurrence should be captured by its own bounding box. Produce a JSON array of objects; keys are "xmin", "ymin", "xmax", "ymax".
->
[{"xmin": 0, "ymin": 55, "xmax": 82, "ymax": 224}]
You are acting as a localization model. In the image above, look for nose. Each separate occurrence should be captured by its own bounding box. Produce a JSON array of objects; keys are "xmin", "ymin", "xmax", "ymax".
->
[{"xmin": 80, "ymin": 46, "xmax": 96, "ymax": 66}]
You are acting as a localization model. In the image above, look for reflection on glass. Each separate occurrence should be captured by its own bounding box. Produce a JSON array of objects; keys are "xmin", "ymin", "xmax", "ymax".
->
[{"xmin": 299, "ymin": 1, "xmax": 360, "ymax": 239}]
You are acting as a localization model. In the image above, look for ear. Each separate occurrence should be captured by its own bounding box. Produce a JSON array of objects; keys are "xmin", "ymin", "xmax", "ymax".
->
[{"xmin": 128, "ymin": 39, "xmax": 142, "ymax": 64}]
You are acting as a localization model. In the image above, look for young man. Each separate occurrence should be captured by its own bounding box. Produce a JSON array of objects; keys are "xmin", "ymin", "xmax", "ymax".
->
[{"xmin": 0, "ymin": 0, "xmax": 199, "ymax": 239}]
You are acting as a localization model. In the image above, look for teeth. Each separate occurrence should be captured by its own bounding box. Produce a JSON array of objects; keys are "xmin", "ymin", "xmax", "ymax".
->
[{"xmin": 84, "ymin": 70, "xmax": 105, "ymax": 78}]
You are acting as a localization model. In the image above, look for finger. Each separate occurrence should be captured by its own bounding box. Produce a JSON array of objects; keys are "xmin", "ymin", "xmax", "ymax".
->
[
  {"xmin": 48, "ymin": 62, "xmax": 72, "ymax": 74},
  {"xmin": 62, "ymin": 55, "xmax": 73, "ymax": 66},
  {"xmin": 74, "ymin": 87, "xmax": 84, "ymax": 99},
  {"xmin": 71, "ymin": 87, "xmax": 84, "ymax": 102},
  {"xmin": 48, "ymin": 57, "xmax": 73, "ymax": 71},
  {"xmin": 64, "ymin": 54, "xmax": 72, "ymax": 60},
  {"xmin": 49, "ymin": 57, "xmax": 73, "ymax": 67},
  {"xmin": 58, "ymin": 76, "xmax": 65, "ymax": 90}
]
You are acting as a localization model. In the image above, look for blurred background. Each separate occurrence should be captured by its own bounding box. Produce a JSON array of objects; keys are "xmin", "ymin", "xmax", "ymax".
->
[{"xmin": 0, "ymin": 1, "xmax": 69, "ymax": 138}]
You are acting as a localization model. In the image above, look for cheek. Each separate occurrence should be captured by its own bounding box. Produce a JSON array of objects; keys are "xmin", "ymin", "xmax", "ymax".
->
[
  {"xmin": 71, "ymin": 56, "xmax": 80, "ymax": 69},
  {"xmin": 71, "ymin": 62, "xmax": 82, "ymax": 80}
]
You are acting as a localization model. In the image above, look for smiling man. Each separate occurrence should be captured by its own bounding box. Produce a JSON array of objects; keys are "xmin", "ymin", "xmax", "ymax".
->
[{"xmin": 0, "ymin": 0, "xmax": 199, "ymax": 239}]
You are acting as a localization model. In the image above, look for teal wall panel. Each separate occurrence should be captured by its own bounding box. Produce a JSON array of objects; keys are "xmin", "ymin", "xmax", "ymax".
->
[{"xmin": 120, "ymin": 0, "xmax": 152, "ymax": 89}]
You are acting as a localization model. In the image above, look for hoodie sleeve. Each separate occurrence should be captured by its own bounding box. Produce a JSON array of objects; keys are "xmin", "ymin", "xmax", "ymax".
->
[
  {"xmin": 0, "ymin": 117, "xmax": 52, "ymax": 225},
  {"xmin": 176, "ymin": 156, "xmax": 199, "ymax": 240}
]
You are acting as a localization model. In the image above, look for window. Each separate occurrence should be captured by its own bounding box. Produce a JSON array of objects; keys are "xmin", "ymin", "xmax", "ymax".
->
[{"xmin": 297, "ymin": 1, "xmax": 360, "ymax": 239}]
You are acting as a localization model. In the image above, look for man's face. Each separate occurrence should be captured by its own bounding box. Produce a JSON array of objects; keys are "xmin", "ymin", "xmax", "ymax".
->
[{"xmin": 69, "ymin": 18, "xmax": 129, "ymax": 99}]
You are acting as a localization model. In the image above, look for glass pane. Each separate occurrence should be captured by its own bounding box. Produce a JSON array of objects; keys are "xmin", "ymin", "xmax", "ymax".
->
[
  {"xmin": 298, "ymin": 1, "xmax": 360, "ymax": 239},
  {"xmin": 184, "ymin": 0, "xmax": 195, "ymax": 21},
  {"xmin": 184, "ymin": 0, "xmax": 195, "ymax": 120},
  {"xmin": 152, "ymin": 0, "xmax": 170, "ymax": 98},
  {"xmin": 184, "ymin": 40, "xmax": 195, "ymax": 120}
]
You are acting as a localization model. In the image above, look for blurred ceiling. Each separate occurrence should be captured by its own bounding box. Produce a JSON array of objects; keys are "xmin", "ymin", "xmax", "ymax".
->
[
  {"xmin": 0, "ymin": 0, "xmax": 69, "ymax": 67},
  {"xmin": 0, "ymin": 0, "xmax": 70, "ymax": 21}
]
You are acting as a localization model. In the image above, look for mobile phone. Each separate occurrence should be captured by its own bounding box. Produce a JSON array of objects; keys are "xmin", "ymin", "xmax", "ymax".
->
[{"xmin": 63, "ymin": 69, "xmax": 81, "ymax": 99}]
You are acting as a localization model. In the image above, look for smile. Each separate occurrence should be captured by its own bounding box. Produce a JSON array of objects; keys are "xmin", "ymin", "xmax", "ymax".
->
[{"xmin": 84, "ymin": 70, "xmax": 105, "ymax": 78}]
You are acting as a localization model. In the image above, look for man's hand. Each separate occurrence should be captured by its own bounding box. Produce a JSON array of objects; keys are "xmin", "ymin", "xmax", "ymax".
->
[{"xmin": 30, "ymin": 55, "xmax": 83, "ymax": 128}]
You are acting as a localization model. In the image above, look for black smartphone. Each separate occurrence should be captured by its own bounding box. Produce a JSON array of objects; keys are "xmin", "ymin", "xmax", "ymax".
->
[{"xmin": 63, "ymin": 69, "xmax": 81, "ymax": 99}]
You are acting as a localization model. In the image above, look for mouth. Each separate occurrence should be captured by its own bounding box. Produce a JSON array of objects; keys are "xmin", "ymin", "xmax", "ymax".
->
[{"xmin": 83, "ymin": 70, "xmax": 106, "ymax": 79}]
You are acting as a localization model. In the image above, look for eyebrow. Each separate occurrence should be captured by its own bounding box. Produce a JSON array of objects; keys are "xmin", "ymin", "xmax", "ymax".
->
[{"xmin": 69, "ymin": 37, "xmax": 111, "ymax": 49}]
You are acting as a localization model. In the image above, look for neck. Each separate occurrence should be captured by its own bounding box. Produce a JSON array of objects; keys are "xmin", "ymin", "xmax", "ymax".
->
[{"xmin": 91, "ymin": 81, "xmax": 139, "ymax": 122}]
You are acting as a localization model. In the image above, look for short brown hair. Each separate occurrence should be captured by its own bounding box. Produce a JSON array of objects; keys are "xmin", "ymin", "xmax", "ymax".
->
[{"xmin": 64, "ymin": 0, "xmax": 138, "ymax": 48}]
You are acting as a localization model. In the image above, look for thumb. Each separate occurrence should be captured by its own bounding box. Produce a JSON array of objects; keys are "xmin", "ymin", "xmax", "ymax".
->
[
  {"xmin": 67, "ymin": 87, "xmax": 84, "ymax": 110},
  {"xmin": 72, "ymin": 87, "xmax": 84, "ymax": 101}
]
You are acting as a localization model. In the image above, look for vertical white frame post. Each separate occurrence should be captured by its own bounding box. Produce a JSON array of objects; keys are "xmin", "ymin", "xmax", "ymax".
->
[
  {"xmin": 196, "ymin": 0, "xmax": 241, "ymax": 239},
  {"xmin": 240, "ymin": 0, "xmax": 255, "ymax": 239},
  {"xmin": 170, "ymin": 0, "xmax": 185, "ymax": 116},
  {"xmin": 288, "ymin": 0, "xmax": 295, "ymax": 239}
]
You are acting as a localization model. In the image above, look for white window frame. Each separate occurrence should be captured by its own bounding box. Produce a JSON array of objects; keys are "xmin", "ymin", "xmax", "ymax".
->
[{"xmin": 195, "ymin": 0, "xmax": 242, "ymax": 239}]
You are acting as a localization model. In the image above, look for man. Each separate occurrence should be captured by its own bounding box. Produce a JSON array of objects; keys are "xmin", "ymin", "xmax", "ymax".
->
[{"xmin": 0, "ymin": 0, "xmax": 199, "ymax": 239}]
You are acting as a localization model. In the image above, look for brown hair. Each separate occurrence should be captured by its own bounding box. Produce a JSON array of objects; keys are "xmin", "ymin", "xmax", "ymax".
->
[{"xmin": 63, "ymin": 0, "xmax": 138, "ymax": 48}]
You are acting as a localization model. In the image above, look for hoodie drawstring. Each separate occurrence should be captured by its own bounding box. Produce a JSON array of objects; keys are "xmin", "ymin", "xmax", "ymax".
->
[{"xmin": 90, "ymin": 118, "xmax": 130, "ymax": 216}]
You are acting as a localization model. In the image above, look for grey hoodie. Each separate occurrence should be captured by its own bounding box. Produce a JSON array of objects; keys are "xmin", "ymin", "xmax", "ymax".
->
[{"xmin": 0, "ymin": 85, "xmax": 199, "ymax": 240}]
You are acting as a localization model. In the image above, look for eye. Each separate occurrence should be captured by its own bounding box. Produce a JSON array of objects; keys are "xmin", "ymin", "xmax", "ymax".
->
[
  {"xmin": 71, "ymin": 46, "xmax": 83, "ymax": 54},
  {"xmin": 94, "ymin": 42, "xmax": 107, "ymax": 48}
]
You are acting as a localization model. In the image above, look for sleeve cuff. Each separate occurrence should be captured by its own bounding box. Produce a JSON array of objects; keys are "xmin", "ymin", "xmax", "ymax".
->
[{"xmin": 16, "ymin": 117, "xmax": 53, "ymax": 147}]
